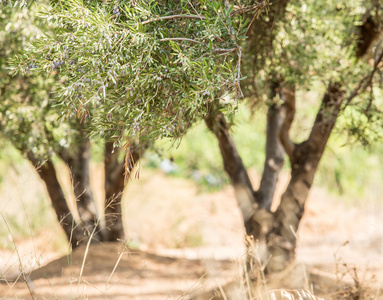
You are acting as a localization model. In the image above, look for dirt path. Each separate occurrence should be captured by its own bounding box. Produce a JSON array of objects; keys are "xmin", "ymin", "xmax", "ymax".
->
[
  {"xmin": 1, "ymin": 243, "xmax": 239, "ymax": 300},
  {"xmin": 1, "ymin": 170, "xmax": 383, "ymax": 299}
]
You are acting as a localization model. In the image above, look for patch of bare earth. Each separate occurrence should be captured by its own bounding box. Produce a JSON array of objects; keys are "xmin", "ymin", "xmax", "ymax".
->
[
  {"xmin": 1, "ymin": 169, "xmax": 383, "ymax": 299},
  {"xmin": 1, "ymin": 243, "xmax": 239, "ymax": 299}
]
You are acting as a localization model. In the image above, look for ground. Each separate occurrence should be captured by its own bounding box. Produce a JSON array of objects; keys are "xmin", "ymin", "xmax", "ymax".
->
[{"xmin": 0, "ymin": 166, "xmax": 382, "ymax": 299}]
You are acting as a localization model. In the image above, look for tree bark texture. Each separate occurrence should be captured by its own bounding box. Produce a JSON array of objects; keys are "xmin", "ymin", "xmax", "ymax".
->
[
  {"xmin": 256, "ymin": 81, "xmax": 287, "ymax": 211},
  {"xmin": 104, "ymin": 141, "xmax": 146, "ymax": 241},
  {"xmin": 246, "ymin": 84, "xmax": 345, "ymax": 272},
  {"xmin": 57, "ymin": 136, "xmax": 103, "ymax": 242},
  {"xmin": 205, "ymin": 109, "xmax": 257, "ymax": 222},
  {"xmin": 104, "ymin": 142, "xmax": 126, "ymax": 241},
  {"xmin": 71, "ymin": 139, "xmax": 103, "ymax": 241},
  {"xmin": 26, "ymin": 152, "xmax": 84, "ymax": 248},
  {"xmin": 207, "ymin": 84, "xmax": 345, "ymax": 272}
]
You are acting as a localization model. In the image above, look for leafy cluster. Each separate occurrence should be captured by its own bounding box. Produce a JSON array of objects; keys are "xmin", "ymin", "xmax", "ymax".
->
[
  {"xmin": 0, "ymin": 4, "xmax": 92, "ymax": 159},
  {"xmin": 254, "ymin": 0, "xmax": 361, "ymax": 90},
  {"xmin": 11, "ymin": 0, "xmax": 250, "ymax": 144},
  {"xmin": 250, "ymin": 0, "xmax": 383, "ymax": 143},
  {"xmin": 0, "ymin": 5, "xmax": 54, "ymax": 157}
]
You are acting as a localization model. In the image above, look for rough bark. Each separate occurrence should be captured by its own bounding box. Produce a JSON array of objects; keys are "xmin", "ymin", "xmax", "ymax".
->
[
  {"xmin": 71, "ymin": 139, "xmax": 103, "ymax": 241},
  {"xmin": 205, "ymin": 108, "xmax": 257, "ymax": 222},
  {"xmin": 256, "ymin": 81, "xmax": 286, "ymax": 211},
  {"xmin": 104, "ymin": 141, "xmax": 147, "ymax": 241},
  {"xmin": 26, "ymin": 152, "xmax": 84, "ymax": 248},
  {"xmin": 245, "ymin": 84, "xmax": 345, "ymax": 272},
  {"xmin": 104, "ymin": 142, "xmax": 126, "ymax": 241},
  {"xmin": 279, "ymin": 87, "xmax": 296, "ymax": 159},
  {"xmin": 57, "ymin": 138, "xmax": 103, "ymax": 242}
]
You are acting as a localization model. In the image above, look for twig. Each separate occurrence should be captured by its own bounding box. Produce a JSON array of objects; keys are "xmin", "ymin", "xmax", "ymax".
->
[
  {"xmin": 159, "ymin": 37, "xmax": 205, "ymax": 45},
  {"xmin": 214, "ymin": 47, "xmax": 238, "ymax": 53},
  {"xmin": 160, "ymin": 38, "xmax": 238, "ymax": 54},
  {"xmin": 231, "ymin": 3, "xmax": 266, "ymax": 16},
  {"xmin": 142, "ymin": 14, "xmax": 206, "ymax": 25},
  {"xmin": 343, "ymin": 50, "xmax": 383, "ymax": 109},
  {"xmin": 245, "ymin": 1, "xmax": 270, "ymax": 35},
  {"xmin": 236, "ymin": 46, "xmax": 244, "ymax": 98}
]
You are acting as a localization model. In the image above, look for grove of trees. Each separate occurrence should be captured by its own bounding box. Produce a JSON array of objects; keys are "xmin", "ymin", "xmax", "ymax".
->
[{"xmin": 2, "ymin": 0, "xmax": 383, "ymax": 273}]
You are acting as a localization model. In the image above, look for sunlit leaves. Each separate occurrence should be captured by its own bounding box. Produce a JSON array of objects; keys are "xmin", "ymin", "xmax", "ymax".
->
[{"xmin": 11, "ymin": 0, "xmax": 246, "ymax": 144}]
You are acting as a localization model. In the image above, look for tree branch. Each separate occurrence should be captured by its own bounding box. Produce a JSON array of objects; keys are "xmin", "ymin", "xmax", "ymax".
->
[
  {"xmin": 256, "ymin": 79, "xmax": 291, "ymax": 211},
  {"xmin": 142, "ymin": 14, "xmax": 206, "ymax": 25},
  {"xmin": 159, "ymin": 37, "xmax": 238, "ymax": 54},
  {"xmin": 256, "ymin": 102, "xmax": 285, "ymax": 211},
  {"xmin": 279, "ymin": 86, "xmax": 296, "ymax": 159},
  {"xmin": 343, "ymin": 49, "xmax": 383, "ymax": 109},
  {"xmin": 159, "ymin": 37, "xmax": 205, "ymax": 45},
  {"xmin": 205, "ymin": 107, "xmax": 256, "ymax": 222}
]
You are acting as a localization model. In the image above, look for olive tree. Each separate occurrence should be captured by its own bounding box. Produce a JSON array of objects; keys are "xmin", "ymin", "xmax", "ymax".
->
[
  {"xmin": 0, "ymin": 4, "xmax": 143, "ymax": 248},
  {"xmin": 205, "ymin": 0, "xmax": 383, "ymax": 272},
  {"xmin": 10, "ymin": 0, "xmax": 383, "ymax": 271},
  {"xmin": 8, "ymin": 0, "xmax": 251, "ymax": 246}
]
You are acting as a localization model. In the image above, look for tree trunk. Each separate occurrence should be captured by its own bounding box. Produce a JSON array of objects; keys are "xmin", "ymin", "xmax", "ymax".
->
[
  {"xmin": 205, "ymin": 108, "xmax": 257, "ymax": 222},
  {"xmin": 104, "ymin": 141, "xmax": 146, "ymax": 241},
  {"xmin": 246, "ymin": 84, "xmax": 345, "ymax": 272},
  {"xmin": 104, "ymin": 142, "xmax": 126, "ymax": 241},
  {"xmin": 70, "ymin": 139, "xmax": 103, "ymax": 241},
  {"xmin": 57, "ymin": 136, "xmax": 103, "ymax": 242},
  {"xmin": 207, "ymin": 83, "xmax": 345, "ymax": 272},
  {"xmin": 26, "ymin": 152, "xmax": 84, "ymax": 248},
  {"xmin": 256, "ymin": 81, "xmax": 286, "ymax": 211}
]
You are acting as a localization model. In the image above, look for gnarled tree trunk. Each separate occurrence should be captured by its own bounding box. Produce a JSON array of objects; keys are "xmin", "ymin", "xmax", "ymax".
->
[
  {"xmin": 26, "ymin": 152, "xmax": 84, "ymax": 248},
  {"xmin": 205, "ymin": 107, "xmax": 256, "ymax": 222},
  {"xmin": 104, "ymin": 142, "xmax": 126, "ymax": 241},
  {"xmin": 206, "ymin": 84, "xmax": 345, "ymax": 272},
  {"xmin": 104, "ymin": 141, "xmax": 147, "ymax": 241},
  {"xmin": 58, "ymin": 137, "xmax": 103, "ymax": 242}
]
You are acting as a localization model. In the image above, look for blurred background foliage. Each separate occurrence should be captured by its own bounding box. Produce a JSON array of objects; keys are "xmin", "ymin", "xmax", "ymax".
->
[{"xmin": 144, "ymin": 94, "xmax": 383, "ymax": 198}]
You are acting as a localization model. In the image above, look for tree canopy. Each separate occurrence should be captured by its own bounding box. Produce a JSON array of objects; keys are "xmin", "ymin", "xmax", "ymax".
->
[
  {"xmin": 8, "ymin": 0, "xmax": 383, "ymax": 147},
  {"xmin": 10, "ymin": 0, "xmax": 259, "ymax": 145}
]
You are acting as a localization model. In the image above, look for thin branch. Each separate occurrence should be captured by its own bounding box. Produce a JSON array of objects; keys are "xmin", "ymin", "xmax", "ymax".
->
[
  {"xmin": 142, "ymin": 14, "xmax": 206, "ymax": 25},
  {"xmin": 140, "ymin": 3, "xmax": 268, "ymax": 26},
  {"xmin": 245, "ymin": 1, "xmax": 270, "ymax": 35},
  {"xmin": 214, "ymin": 47, "xmax": 238, "ymax": 53},
  {"xmin": 159, "ymin": 37, "xmax": 205, "ymax": 45},
  {"xmin": 231, "ymin": 3, "xmax": 267, "ymax": 16},
  {"xmin": 160, "ymin": 38, "xmax": 238, "ymax": 54},
  {"xmin": 343, "ymin": 49, "xmax": 383, "ymax": 109},
  {"xmin": 235, "ymin": 46, "xmax": 244, "ymax": 98}
]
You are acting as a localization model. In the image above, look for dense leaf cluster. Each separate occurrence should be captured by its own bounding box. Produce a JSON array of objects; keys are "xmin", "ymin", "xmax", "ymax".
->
[
  {"xmin": 247, "ymin": 0, "xmax": 383, "ymax": 143},
  {"xmin": 1, "ymin": 5, "xmax": 54, "ymax": 157},
  {"xmin": 0, "ymin": 5, "xmax": 91, "ymax": 159},
  {"xmin": 11, "ymin": 0, "xmax": 249, "ymax": 144}
]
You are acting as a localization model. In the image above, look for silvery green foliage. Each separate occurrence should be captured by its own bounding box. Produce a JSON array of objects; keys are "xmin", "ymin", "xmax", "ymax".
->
[
  {"xmin": 12, "ymin": 0, "xmax": 248, "ymax": 144},
  {"xmin": 252, "ymin": 0, "xmax": 383, "ymax": 143},
  {"xmin": 0, "ymin": 4, "xmax": 55, "ymax": 158},
  {"xmin": 0, "ymin": 4, "xmax": 91, "ymax": 159}
]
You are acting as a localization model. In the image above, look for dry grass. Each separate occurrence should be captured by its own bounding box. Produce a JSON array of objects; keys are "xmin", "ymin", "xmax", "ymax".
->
[{"xmin": 1, "ymin": 163, "xmax": 383, "ymax": 299}]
